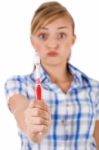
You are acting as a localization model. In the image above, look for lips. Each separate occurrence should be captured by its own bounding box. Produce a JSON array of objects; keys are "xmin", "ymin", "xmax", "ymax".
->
[{"xmin": 47, "ymin": 51, "xmax": 58, "ymax": 56}]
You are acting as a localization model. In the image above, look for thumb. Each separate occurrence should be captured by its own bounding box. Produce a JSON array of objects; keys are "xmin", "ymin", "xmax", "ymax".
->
[
  {"xmin": 29, "ymin": 99, "xmax": 49, "ymax": 111},
  {"xmin": 28, "ymin": 100, "xmax": 36, "ymax": 108},
  {"xmin": 37, "ymin": 100, "xmax": 49, "ymax": 111}
]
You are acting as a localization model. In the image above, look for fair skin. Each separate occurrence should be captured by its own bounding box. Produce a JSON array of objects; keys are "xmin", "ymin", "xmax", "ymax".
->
[
  {"xmin": 94, "ymin": 121, "xmax": 99, "ymax": 149},
  {"xmin": 9, "ymin": 17, "xmax": 99, "ymax": 147},
  {"xmin": 31, "ymin": 18, "xmax": 75, "ymax": 91},
  {"xmin": 9, "ymin": 94, "xmax": 51, "ymax": 143}
]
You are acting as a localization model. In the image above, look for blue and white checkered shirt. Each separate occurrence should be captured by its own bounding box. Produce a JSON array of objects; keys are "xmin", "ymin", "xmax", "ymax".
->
[{"xmin": 5, "ymin": 63, "xmax": 99, "ymax": 150}]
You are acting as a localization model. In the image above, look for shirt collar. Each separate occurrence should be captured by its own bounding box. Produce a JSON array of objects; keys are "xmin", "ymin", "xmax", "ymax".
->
[
  {"xmin": 30, "ymin": 63, "xmax": 88, "ymax": 89},
  {"xmin": 30, "ymin": 64, "xmax": 51, "ymax": 83},
  {"xmin": 68, "ymin": 63, "xmax": 89, "ymax": 90}
]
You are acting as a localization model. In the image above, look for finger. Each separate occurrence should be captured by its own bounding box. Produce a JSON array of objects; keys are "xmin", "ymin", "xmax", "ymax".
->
[
  {"xmin": 28, "ymin": 117, "xmax": 49, "ymax": 126},
  {"xmin": 30, "ymin": 108, "xmax": 51, "ymax": 120},
  {"xmin": 24, "ymin": 108, "xmax": 51, "ymax": 124},
  {"xmin": 29, "ymin": 124, "xmax": 48, "ymax": 133}
]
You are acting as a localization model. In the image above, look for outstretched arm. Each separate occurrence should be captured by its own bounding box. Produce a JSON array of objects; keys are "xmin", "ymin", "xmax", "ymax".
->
[{"xmin": 8, "ymin": 94, "xmax": 51, "ymax": 143}]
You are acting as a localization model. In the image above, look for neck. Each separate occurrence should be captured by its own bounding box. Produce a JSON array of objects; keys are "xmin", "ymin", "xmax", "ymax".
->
[{"xmin": 41, "ymin": 63, "xmax": 70, "ymax": 83}]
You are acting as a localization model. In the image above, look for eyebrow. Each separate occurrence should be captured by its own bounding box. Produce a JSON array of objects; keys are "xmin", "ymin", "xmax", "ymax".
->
[
  {"xmin": 40, "ymin": 26, "xmax": 68, "ymax": 30},
  {"xmin": 57, "ymin": 26, "xmax": 68, "ymax": 30}
]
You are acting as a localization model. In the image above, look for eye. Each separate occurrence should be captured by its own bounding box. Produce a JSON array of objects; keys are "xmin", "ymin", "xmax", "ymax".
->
[
  {"xmin": 38, "ymin": 33, "xmax": 48, "ymax": 40},
  {"xmin": 57, "ymin": 32, "xmax": 67, "ymax": 39}
]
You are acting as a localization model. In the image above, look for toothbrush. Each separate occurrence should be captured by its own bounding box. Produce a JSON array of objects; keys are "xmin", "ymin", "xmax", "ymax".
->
[
  {"xmin": 35, "ymin": 79, "xmax": 42, "ymax": 100},
  {"xmin": 35, "ymin": 53, "xmax": 42, "ymax": 100}
]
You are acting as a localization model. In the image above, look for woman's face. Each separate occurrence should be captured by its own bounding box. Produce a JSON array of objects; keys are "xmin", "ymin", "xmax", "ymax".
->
[{"xmin": 31, "ymin": 17, "xmax": 76, "ymax": 67}]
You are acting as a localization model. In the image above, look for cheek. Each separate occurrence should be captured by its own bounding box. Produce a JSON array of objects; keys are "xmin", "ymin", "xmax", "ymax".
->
[
  {"xmin": 34, "ymin": 42, "xmax": 43, "ymax": 52},
  {"xmin": 35, "ymin": 44, "xmax": 45, "ymax": 57},
  {"xmin": 63, "ymin": 37, "xmax": 74, "ymax": 49},
  {"xmin": 64, "ymin": 42, "xmax": 72, "ymax": 49}
]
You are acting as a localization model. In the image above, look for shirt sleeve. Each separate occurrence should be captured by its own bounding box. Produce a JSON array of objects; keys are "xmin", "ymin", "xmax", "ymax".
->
[{"xmin": 4, "ymin": 75, "xmax": 27, "ymax": 104}]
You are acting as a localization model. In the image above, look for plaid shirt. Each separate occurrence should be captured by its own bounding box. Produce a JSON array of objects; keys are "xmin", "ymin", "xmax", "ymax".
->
[{"xmin": 5, "ymin": 63, "xmax": 99, "ymax": 150}]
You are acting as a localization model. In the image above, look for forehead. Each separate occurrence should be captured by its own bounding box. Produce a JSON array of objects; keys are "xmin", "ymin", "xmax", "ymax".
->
[{"xmin": 39, "ymin": 17, "xmax": 73, "ymax": 31}]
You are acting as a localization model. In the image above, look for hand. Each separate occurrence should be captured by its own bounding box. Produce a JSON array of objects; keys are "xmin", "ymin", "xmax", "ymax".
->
[{"xmin": 24, "ymin": 100, "xmax": 51, "ymax": 143}]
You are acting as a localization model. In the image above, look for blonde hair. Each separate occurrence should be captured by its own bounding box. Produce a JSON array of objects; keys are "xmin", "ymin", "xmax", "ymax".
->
[{"xmin": 31, "ymin": 1, "xmax": 75, "ymax": 35}]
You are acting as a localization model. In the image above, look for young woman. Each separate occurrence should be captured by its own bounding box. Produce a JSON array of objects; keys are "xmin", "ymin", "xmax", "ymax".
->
[{"xmin": 5, "ymin": 1, "xmax": 99, "ymax": 150}]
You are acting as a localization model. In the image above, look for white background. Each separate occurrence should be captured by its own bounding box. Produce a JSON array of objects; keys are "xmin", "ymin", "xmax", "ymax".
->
[{"xmin": 0, "ymin": 0, "xmax": 99, "ymax": 149}]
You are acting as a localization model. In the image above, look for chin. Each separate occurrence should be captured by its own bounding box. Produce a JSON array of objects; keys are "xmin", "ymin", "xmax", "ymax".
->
[
  {"xmin": 41, "ymin": 58, "xmax": 63, "ymax": 66},
  {"xmin": 46, "ymin": 61, "xmax": 61, "ymax": 66}
]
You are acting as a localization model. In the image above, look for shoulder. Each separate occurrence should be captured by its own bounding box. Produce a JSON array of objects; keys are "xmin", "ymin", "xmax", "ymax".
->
[
  {"xmin": 88, "ymin": 77, "xmax": 99, "ymax": 88},
  {"xmin": 69, "ymin": 63, "xmax": 99, "ymax": 95},
  {"xmin": 69, "ymin": 63, "xmax": 99, "ymax": 87},
  {"xmin": 80, "ymin": 70, "xmax": 99, "ymax": 91},
  {"xmin": 5, "ymin": 73, "xmax": 34, "ymax": 87},
  {"xmin": 77, "ymin": 66, "xmax": 99, "ymax": 100},
  {"xmin": 4, "ymin": 73, "xmax": 35, "ymax": 100},
  {"xmin": 4, "ymin": 73, "xmax": 35, "ymax": 95}
]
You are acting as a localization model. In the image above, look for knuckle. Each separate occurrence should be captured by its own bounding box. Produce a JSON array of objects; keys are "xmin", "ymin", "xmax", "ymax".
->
[
  {"xmin": 41, "ymin": 125, "xmax": 47, "ymax": 132},
  {"xmin": 41, "ymin": 125, "xmax": 45, "ymax": 131},
  {"xmin": 49, "ymin": 119, "xmax": 52, "ymax": 126},
  {"xmin": 35, "ymin": 109, "xmax": 40, "ymax": 116},
  {"xmin": 38, "ymin": 118, "xmax": 42, "ymax": 124}
]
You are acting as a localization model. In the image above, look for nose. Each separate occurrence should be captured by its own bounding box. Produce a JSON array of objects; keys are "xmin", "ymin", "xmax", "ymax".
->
[{"xmin": 47, "ymin": 37, "xmax": 59, "ymax": 50}]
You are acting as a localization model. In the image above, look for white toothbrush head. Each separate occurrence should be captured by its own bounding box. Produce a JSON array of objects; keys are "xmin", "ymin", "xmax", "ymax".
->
[
  {"xmin": 34, "ymin": 52, "xmax": 40, "ymax": 79},
  {"xmin": 34, "ymin": 52, "xmax": 40, "ymax": 65}
]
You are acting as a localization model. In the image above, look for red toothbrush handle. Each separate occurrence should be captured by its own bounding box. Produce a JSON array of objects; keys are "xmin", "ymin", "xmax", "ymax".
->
[{"xmin": 36, "ymin": 84, "xmax": 42, "ymax": 100}]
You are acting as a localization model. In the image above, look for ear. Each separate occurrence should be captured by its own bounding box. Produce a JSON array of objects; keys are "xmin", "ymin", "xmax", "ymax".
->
[
  {"xmin": 72, "ymin": 34, "xmax": 76, "ymax": 45},
  {"xmin": 30, "ymin": 35, "xmax": 35, "ymax": 47},
  {"xmin": 30, "ymin": 35, "xmax": 38, "ymax": 55},
  {"xmin": 30, "ymin": 35, "xmax": 38, "ymax": 51}
]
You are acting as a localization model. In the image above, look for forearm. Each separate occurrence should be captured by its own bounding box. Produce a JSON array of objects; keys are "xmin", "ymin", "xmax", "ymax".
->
[
  {"xmin": 13, "ymin": 105, "xmax": 28, "ymax": 133},
  {"xmin": 8, "ymin": 94, "xmax": 45, "ymax": 143},
  {"xmin": 14, "ymin": 106, "xmax": 44, "ymax": 143},
  {"xmin": 9, "ymin": 94, "xmax": 29, "ymax": 132}
]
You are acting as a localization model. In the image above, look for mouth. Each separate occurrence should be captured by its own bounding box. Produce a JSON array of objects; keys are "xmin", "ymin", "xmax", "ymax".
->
[{"xmin": 47, "ymin": 51, "xmax": 58, "ymax": 57}]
